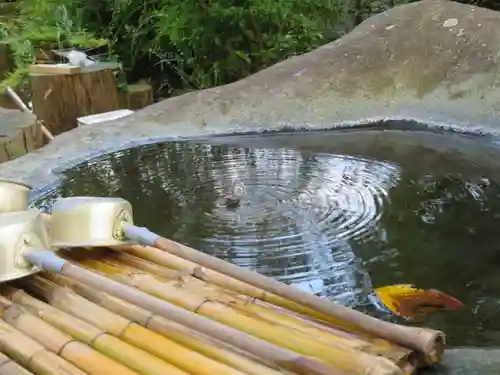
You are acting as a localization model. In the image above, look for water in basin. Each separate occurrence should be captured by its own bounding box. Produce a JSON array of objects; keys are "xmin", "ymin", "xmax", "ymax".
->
[{"xmin": 33, "ymin": 127, "xmax": 500, "ymax": 348}]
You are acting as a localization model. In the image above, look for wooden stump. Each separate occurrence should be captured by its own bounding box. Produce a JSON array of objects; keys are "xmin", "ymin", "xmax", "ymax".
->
[
  {"xmin": 0, "ymin": 108, "xmax": 43, "ymax": 164},
  {"xmin": 119, "ymin": 83, "xmax": 154, "ymax": 110},
  {"xmin": 30, "ymin": 68, "xmax": 120, "ymax": 135}
]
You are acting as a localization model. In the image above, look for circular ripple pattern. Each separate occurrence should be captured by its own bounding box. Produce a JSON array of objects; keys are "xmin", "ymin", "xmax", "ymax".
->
[
  {"xmin": 33, "ymin": 131, "xmax": 500, "ymax": 347},
  {"xmin": 34, "ymin": 141, "xmax": 401, "ymax": 307}
]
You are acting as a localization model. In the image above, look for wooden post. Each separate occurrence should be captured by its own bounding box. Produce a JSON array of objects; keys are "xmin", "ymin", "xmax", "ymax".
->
[
  {"xmin": 30, "ymin": 65, "xmax": 120, "ymax": 135},
  {"xmin": 119, "ymin": 83, "xmax": 154, "ymax": 110},
  {"xmin": 0, "ymin": 108, "xmax": 43, "ymax": 163}
]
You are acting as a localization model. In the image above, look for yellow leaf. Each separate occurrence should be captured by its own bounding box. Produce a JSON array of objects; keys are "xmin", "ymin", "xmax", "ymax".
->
[{"xmin": 373, "ymin": 284, "xmax": 465, "ymax": 319}]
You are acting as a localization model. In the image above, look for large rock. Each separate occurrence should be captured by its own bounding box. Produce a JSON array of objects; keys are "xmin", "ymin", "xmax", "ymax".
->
[
  {"xmin": 2, "ymin": 0, "xmax": 500, "ymax": 188},
  {"xmin": 124, "ymin": 0, "xmax": 500, "ymax": 134}
]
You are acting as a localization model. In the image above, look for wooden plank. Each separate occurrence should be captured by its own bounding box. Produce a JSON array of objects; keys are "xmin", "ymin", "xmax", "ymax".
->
[{"xmin": 30, "ymin": 62, "xmax": 120, "ymax": 75}]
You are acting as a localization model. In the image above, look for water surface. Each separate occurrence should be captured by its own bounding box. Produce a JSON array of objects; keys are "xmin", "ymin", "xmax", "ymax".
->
[{"xmin": 34, "ymin": 128, "xmax": 500, "ymax": 347}]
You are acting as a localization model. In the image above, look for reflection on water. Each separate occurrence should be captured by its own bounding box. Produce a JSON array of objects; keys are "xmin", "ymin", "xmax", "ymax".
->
[
  {"xmin": 35, "ymin": 143, "xmax": 399, "ymax": 307},
  {"xmin": 33, "ymin": 129, "xmax": 500, "ymax": 347}
]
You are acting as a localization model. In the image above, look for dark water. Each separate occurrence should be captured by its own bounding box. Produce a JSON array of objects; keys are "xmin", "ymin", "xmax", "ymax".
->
[{"xmin": 33, "ymin": 128, "xmax": 500, "ymax": 348}]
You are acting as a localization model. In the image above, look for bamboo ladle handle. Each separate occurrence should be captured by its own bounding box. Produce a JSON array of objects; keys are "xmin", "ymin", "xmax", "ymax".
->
[
  {"xmin": 124, "ymin": 226, "xmax": 444, "ymax": 364},
  {"xmin": 24, "ymin": 250, "xmax": 347, "ymax": 375}
]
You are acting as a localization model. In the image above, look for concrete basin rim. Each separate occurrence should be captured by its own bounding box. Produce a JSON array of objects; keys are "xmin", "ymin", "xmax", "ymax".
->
[{"xmin": 26, "ymin": 114, "xmax": 500, "ymax": 204}]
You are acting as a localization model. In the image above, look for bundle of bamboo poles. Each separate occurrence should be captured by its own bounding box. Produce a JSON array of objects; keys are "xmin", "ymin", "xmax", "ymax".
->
[{"xmin": 0, "ymin": 240, "xmax": 445, "ymax": 375}]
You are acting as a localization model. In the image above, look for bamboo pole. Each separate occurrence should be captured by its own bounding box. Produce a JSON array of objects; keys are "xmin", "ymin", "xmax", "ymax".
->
[
  {"xmin": 0, "ymin": 319, "xmax": 88, "ymax": 375},
  {"xmin": 2, "ymin": 286, "xmax": 191, "ymax": 375},
  {"xmin": 118, "ymin": 245, "xmax": 419, "ymax": 358},
  {"xmin": 85, "ymin": 251, "xmax": 398, "ymax": 360},
  {"xmin": 127, "ymin": 235, "xmax": 444, "ymax": 364},
  {"xmin": 0, "ymin": 352, "xmax": 34, "ymax": 375},
  {"xmin": 89, "ymin": 248, "xmax": 332, "ymax": 323},
  {"xmin": 249, "ymin": 299, "xmax": 422, "ymax": 367},
  {"xmin": 26, "ymin": 247, "xmax": 349, "ymax": 375},
  {"xmin": 98, "ymin": 251, "xmax": 414, "ymax": 367},
  {"xmin": 44, "ymin": 274, "xmax": 416, "ymax": 375},
  {"xmin": 115, "ymin": 244, "xmax": 327, "ymax": 322},
  {"xmin": 24, "ymin": 275, "xmax": 260, "ymax": 375},
  {"xmin": 64, "ymin": 254, "xmax": 403, "ymax": 375},
  {"xmin": 0, "ymin": 296, "xmax": 141, "ymax": 375},
  {"xmin": 8, "ymin": 250, "xmax": 344, "ymax": 375},
  {"xmin": 49, "ymin": 253, "xmax": 360, "ymax": 375},
  {"xmin": 116, "ymin": 246, "xmax": 420, "ymax": 364},
  {"xmin": 41, "ymin": 272, "xmax": 288, "ymax": 375},
  {"xmin": 228, "ymin": 297, "xmax": 413, "ymax": 366},
  {"xmin": 21, "ymin": 248, "xmax": 347, "ymax": 375},
  {"xmin": 114, "ymin": 250, "xmax": 401, "ymax": 340}
]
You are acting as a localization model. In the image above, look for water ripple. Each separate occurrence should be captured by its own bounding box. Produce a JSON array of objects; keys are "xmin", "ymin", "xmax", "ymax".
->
[
  {"xmin": 193, "ymin": 147, "xmax": 401, "ymax": 306},
  {"xmin": 31, "ymin": 131, "xmax": 500, "ymax": 347},
  {"xmin": 34, "ymin": 141, "xmax": 401, "ymax": 307}
]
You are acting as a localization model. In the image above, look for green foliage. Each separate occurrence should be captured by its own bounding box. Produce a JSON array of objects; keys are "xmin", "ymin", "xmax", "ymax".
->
[
  {"xmin": 0, "ymin": 1, "xmax": 107, "ymax": 91},
  {"xmin": 3, "ymin": 0, "xmax": 355, "ymax": 95},
  {"xmin": 77, "ymin": 0, "xmax": 354, "ymax": 94},
  {"xmin": 146, "ymin": 0, "xmax": 350, "ymax": 90},
  {"xmin": 3, "ymin": 0, "xmax": 500, "ymax": 97}
]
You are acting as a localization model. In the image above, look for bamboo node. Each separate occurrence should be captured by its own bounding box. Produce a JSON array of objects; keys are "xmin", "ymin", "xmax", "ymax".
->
[
  {"xmin": 88, "ymin": 331, "xmax": 108, "ymax": 347},
  {"xmin": 193, "ymin": 299, "xmax": 213, "ymax": 314},
  {"xmin": 193, "ymin": 267, "xmax": 207, "ymax": 279},
  {"xmin": 3, "ymin": 305, "xmax": 22, "ymax": 321}
]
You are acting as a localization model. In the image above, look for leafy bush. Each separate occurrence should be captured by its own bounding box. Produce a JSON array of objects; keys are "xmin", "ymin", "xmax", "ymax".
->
[
  {"xmin": 147, "ymin": 0, "xmax": 350, "ymax": 90},
  {"xmin": 4, "ymin": 0, "xmax": 498, "ymax": 97},
  {"xmin": 455, "ymin": 0, "xmax": 500, "ymax": 10},
  {"xmin": 2, "ymin": 0, "xmax": 357, "ymax": 95},
  {"xmin": 0, "ymin": 1, "xmax": 106, "ymax": 91}
]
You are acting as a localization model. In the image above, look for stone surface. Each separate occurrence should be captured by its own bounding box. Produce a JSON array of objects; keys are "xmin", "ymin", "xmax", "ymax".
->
[
  {"xmin": 121, "ymin": 0, "xmax": 500, "ymax": 134},
  {"xmin": 424, "ymin": 348, "xmax": 500, "ymax": 374}
]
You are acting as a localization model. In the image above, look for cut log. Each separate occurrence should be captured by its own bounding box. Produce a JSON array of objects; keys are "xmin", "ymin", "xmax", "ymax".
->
[
  {"xmin": 0, "ymin": 108, "xmax": 43, "ymax": 164},
  {"xmin": 119, "ymin": 83, "xmax": 154, "ymax": 110},
  {"xmin": 30, "ymin": 67, "xmax": 120, "ymax": 135}
]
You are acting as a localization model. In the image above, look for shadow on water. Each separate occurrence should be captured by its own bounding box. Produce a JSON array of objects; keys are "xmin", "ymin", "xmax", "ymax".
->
[{"xmin": 33, "ymin": 127, "xmax": 500, "ymax": 348}]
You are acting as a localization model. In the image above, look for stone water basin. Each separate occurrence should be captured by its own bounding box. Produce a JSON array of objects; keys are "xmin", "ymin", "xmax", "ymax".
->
[{"xmin": 32, "ymin": 126, "xmax": 500, "ymax": 372}]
